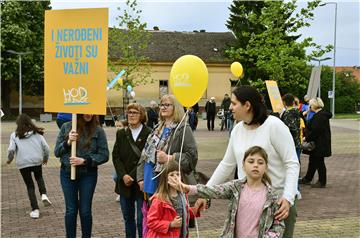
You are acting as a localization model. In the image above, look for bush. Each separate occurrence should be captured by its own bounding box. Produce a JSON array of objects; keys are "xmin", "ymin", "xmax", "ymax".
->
[{"xmin": 335, "ymin": 96, "xmax": 356, "ymax": 113}]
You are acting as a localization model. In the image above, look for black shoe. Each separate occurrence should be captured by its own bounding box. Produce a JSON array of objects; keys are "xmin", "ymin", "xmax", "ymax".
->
[
  {"xmin": 188, "ymin": 218, "xmax": 195, "ymax": 228},
  {"xmin": 299, "ymin": 178, "xmax": 311, "ymax": 185},
  {"xmin": 311, "ymin": 182, "xmax": 326, "ymax": 188}
]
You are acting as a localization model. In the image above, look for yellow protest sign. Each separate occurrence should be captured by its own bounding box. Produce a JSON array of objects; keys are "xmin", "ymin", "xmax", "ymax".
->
[
  {"xmin": 44, "ymin": 8, "xmax": 108, "ymax": 115},
  {"xmin": 265, "ymin": 80, "xmax": 284, "ymax": 113}
]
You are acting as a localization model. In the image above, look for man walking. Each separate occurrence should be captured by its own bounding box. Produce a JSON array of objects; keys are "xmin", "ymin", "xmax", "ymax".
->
[{"xmin": 205, "ymin": 97, "xmax": 216, "ymax": 131}]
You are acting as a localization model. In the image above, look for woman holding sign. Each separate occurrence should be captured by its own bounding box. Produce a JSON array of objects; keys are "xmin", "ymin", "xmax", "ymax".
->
[
  {"xmin": 54, "ymin": 114, "xmax": 109, "ymax": 238},
  {"xmin": 197, "ymin": 86, "xmax": 300, "ymax": 238}
]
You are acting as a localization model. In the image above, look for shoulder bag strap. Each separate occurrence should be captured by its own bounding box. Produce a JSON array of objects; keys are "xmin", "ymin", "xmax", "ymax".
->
[{"xmin": 125, "ymin": 128, "xmax": 142, "ymax": 157}]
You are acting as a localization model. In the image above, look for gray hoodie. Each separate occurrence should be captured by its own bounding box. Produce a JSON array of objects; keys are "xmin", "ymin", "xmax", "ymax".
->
[{"xmin": 7, "ymin": 131, "xmax": 49, "ymax": 169}]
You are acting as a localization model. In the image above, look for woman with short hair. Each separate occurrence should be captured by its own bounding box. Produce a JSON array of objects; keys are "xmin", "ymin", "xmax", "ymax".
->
[
  {"xmin": 300, "ymin": 97, "xmax": 332, "ymax": 188},
  {"xmin": 112, "ymin": 103, "xmax": 151, "ymax": 238}
]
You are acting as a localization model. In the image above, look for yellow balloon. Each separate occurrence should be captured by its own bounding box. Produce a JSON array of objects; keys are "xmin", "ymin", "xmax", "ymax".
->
[
  {"xmin": 230, "ymin": 62, "xmax": 243, "ymax": 78},
  {"xmin": 169, "ymin": 55, "xmax": 208, "ymax": 107},
  {"xmin": 117, "ymin": 78, "xmax": 123, "ymax": 86}
]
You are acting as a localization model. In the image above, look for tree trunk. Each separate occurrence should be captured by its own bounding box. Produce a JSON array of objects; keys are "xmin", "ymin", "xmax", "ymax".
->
[{"xmin": 1, "ymin": 80, "xmax": 12, "ymax": 115}]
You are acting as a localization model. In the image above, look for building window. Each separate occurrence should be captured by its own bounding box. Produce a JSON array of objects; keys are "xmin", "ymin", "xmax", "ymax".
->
[{"xmin": 159, "ymin": 80, "xmax": 168, "ymax": 98}]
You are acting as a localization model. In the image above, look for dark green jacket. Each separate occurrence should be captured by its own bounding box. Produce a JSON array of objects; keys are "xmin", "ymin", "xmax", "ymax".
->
[{"xmin": 112, "ymin": 125, "xmax": 151, "ymax": 197}]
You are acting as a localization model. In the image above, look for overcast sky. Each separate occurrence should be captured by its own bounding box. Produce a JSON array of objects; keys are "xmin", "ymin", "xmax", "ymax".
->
[{"xmin": 51, "ymin": 0, "xmax": 359, "ymax": 67}]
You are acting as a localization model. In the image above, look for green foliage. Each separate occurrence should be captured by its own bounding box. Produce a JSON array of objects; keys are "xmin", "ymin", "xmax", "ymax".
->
[
  {"xmin": 226, "ymin": 0, "xmax": 332, "ymax": 97},
  {"xmin": 336, "ymin": 96, "xmax": 356, "ymax": 113},
  {"xmin": 320, "ymin": 66, "xmax": 360, "ymax": 113},
  {"xmin": 108, "ymin": 0, "xmax": 153, "ymax": 90},
  {"xmin": 1, "ymin": 1, "xmax": 51, "ymax": 94}
]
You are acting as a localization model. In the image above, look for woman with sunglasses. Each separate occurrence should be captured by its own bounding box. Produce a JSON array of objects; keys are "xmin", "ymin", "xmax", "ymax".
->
[{"xmin": 112, "ymin": 103, "xmax": 151, "ymax": 238}]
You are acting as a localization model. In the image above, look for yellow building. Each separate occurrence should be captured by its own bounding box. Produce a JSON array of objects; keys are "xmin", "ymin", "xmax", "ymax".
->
[
  {"xmin": 107, "ymin": 29, "xmax": 237, "ymax": 113},
  {"xmin": 10, "ymin": 30, "xmax": 237, "ymax": 116}
]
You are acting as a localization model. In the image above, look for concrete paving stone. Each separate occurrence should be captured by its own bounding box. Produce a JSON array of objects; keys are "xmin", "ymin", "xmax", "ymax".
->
[{"xmin": 1, "ymin": 119, "xmax": 359, "ymax": 237}]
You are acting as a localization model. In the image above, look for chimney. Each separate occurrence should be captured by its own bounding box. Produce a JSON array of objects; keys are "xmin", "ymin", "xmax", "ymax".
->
[{"xmin": 153, "ymin": 26, "xmax": 159, "ymax": 31}]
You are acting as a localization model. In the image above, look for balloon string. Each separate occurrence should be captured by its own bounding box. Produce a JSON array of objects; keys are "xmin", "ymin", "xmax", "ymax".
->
[
  {"xmin": 151, "ymin": 111, "xmax": 188, "ymax": 180},
  {"xmin": 177, "ymin": 110, "xmax": 200, "ymax": 238},
  {"xmin": 150, "ymin": 109, "xmax": 200, "ymax": 238}
]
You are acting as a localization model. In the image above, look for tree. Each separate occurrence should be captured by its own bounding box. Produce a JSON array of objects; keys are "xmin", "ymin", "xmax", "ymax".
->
[
  {"xmin": 108, "ymin": 0, "xmax": 153, "ymax": 111},
  {"xmin": 226, "ymin": 0, "xmax": 332, "ymax": 98},
  {"xmin": 1, "ymin": 1, "xmax": 51, "ymax": 115},
  {"xmin": 319, "ymin": 67, "xmax": 360, "ymax": 113}
]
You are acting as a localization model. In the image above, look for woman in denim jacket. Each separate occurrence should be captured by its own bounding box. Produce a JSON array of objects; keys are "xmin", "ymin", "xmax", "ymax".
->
[{"xmin": 54, "ymin": 114, "xmax": 109, "ymax": 238}]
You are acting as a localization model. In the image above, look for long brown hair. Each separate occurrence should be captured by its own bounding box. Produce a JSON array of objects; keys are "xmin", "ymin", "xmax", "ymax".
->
[
  {"xmin": 243, "ymin": 146, "xmax": 272, "ymax": 185},
  {"xmin": 76, "ymin": 114, "xmax": 98, "ymax": 149},
  {"xmin": 15, "ymin": 114, "xmax": 44, "ymax": 139},
  {"xmin": 155, "ymin": 160, "xmax": 181, "ymax": 202}
]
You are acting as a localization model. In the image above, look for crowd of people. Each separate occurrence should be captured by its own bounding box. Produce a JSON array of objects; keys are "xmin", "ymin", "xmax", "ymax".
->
[{"xmin": 6, "ymin": 86, "xmax": 332, "ymax": 238}]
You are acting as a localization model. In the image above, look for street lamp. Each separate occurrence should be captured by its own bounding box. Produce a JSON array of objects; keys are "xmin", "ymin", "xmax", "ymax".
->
[
  {"xmin": 320, "ymin": 2, "xmax": 337, "ymax": 117},
  {"xmin": 6, "ymin": 50, "xmax": 32, "ymax": 115},
  {"xmin": 311, "ymin": 57, "xmax": 331, "ymax": 97}
]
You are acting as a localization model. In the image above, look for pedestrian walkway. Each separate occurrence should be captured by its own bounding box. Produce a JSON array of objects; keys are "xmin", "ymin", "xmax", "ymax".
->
[{"xmin": 1, "ymin": 118, "xmax": 359, "ymax": 237}]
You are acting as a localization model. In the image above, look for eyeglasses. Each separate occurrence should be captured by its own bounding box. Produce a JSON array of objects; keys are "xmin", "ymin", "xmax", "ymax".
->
[
  {"xmin": 160, "ymin": 103, "xmax": 173, "ymax": 109},
  {"xmin": 127, "ymin": 110, "xmax": 140, "ymax": 115}
]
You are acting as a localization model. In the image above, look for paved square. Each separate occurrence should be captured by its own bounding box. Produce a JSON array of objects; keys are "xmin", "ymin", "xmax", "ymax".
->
[{"xmin": 1, "ymin": 118, "xmax": 359, "ymax": 237}]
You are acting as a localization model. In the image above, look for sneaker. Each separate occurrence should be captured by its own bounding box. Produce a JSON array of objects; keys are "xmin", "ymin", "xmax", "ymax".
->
[
  {"xmin": 30, "ymin": 209, "xmax": 40, "ymax": 219},
  {"xmin": 299, "ymin": 178, "xmax": 311, "ymax": 185},
  {"xmin": 311, "ymin": 182, "xmax": 326, "ymax": 188},
  {"xmin": 115, "ymin": 195, "xmax": 120, "ymax": 202},
  {"xmin": 41, "ymin": 194, "xmax": 52, "ymax": 207}
]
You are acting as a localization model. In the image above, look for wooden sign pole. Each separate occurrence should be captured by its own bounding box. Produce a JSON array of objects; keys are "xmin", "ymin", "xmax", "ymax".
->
[{"xmin": 71, "ymin": 113, "xmax": 77, "ymax": 180}]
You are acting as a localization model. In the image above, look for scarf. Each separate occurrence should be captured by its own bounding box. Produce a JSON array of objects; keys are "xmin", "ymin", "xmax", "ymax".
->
[{"xmin": 141, "ymin": 121, "xmax": 178, "ymax": 173}]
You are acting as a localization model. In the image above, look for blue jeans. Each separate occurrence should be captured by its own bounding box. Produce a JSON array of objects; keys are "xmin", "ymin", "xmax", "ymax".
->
[
  {"xmin": 120, "ymin": 192, "xmax": 143, "ymax": 238},
  {"xmin": 60, "ymin": 169, "xmax": 97, "ymax": 238}
]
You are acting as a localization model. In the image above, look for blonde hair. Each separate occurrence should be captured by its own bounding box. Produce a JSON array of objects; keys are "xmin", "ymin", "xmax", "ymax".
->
[
  {"xmin": 159, "ymin": 94, "xmax": 185, "ymax": 123},
  {"xmin": 309, "ymin": 97, "xmax": 324, "ymax": 111},
  {"xmin": 243, "ymin": 146, "xmax": 271, "ymax": 185},
  {"xmin": 155, "ymin": 160, "xmax": 181, "ymax": 202}
]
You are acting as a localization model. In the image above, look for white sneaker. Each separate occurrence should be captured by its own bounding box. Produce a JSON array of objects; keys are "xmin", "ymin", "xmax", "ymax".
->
[
  {"xmin": 41, "ymin": 194, "xmax": 52, "ymax": 207},
  {"xmin": 115, "ymin": 195, "xmax": 120, "ymax": 202},
  {"xmin": 30, "ymin": 209, "xmax": 40, "ymax": 219}
]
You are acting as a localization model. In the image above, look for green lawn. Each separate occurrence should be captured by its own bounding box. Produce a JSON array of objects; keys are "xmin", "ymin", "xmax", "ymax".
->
[{"xmin": 334, "ymin": 113, "xmax": 360, "ymax": 119}]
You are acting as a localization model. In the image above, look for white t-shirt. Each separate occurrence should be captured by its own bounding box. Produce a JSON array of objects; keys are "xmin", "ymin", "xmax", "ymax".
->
[{"xmin": 207, "ymin": 116, "xmax": 299, "ymax": 204}]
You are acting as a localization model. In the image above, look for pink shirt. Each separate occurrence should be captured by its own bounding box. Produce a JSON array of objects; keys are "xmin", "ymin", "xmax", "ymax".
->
[{"xmin": 236, "ymin": 183, "xmax": 267, "ymax": 238}]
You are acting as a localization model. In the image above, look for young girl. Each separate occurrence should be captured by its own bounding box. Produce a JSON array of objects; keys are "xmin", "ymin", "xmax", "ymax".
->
[
  {"xmin": 169, "ymin": 146, "xmax": 285, "ymax": 238},
  {"xmin": 146, "ymin": 160, "xmax": 196, "ymax": 238},
  {"xmin": 7, "ymin": 114, "xmax": 52, "ymax": 219}
]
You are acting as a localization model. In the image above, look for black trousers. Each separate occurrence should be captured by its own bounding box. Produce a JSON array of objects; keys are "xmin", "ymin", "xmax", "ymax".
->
[
  {"xmin": 19, "ymin": 165, "xmax": 47, "ymax": 210},
  {"xmin": 304, "ymin": 155, "xmax": 327, "ymax": 185},
  {"xmin": 207, "ymin": 114, "xmax": 215, "ymax": 130}
]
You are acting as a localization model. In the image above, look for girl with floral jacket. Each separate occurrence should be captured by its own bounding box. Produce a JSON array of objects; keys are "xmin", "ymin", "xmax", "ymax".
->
[{"xmin": 169, "ymin": 146, "xmax": 285, "ymax": 238}]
